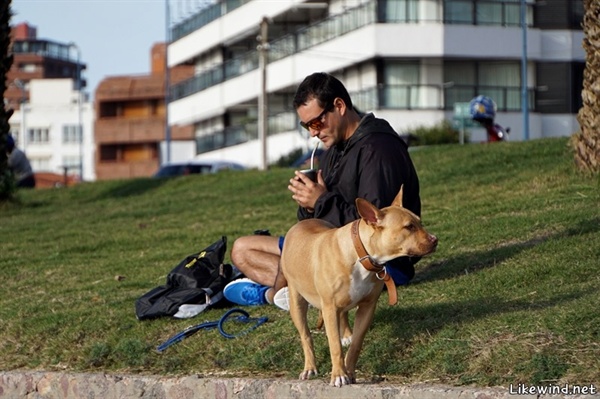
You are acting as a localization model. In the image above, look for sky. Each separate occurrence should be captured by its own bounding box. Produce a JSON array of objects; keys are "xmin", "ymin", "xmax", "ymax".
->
[{"xmin": 11, "ymin": 0, "xmax": 175, "ymax": 98}]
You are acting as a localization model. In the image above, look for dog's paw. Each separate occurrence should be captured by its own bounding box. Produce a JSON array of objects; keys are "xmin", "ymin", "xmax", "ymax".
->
[
  {"xmin": 299, "ymin": 369, "xmax": 318, "ymax": 380},
  {"xmin": 341, "ymin": 335, "xmax": 352, "ymax": 347},
  {"xmin": 330, "ymin": 374, "xmax": 351, "ymax": 387}
]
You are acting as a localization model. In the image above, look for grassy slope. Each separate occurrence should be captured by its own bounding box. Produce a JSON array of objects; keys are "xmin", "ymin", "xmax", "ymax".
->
[{"xmin": 0, "ymin": 137, "xmax": 598, "ymax": 387}]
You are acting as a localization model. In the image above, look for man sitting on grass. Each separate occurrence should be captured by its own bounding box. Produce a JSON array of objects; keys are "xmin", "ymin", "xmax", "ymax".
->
[{"xmin": 224, "ymin": 72, "xmax": 422, "ymax": 309}]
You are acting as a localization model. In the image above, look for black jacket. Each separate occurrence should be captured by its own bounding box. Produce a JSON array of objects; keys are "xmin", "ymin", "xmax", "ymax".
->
[{"xmin": 298, "ymin": 113, "xmax": 421, "ymax": 227}]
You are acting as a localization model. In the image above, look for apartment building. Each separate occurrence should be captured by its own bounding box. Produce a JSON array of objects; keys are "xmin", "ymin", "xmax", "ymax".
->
[
  {"xmin": 7, "ymin": 23, "xmax": 93, "ymax": 182},
  {"xmin": 6, "ymin": 22, "xmax": 86, "ymax": 108},
  {"xmin": 167, "ymin": 0, "xmax": 584, "ymax": 168},
  {"xmin": 9, "ymin": 79, "xmax": 95, "ymax": 183},
  {"xmin": 94, "ymin": 44, "xmax": 194, "ymax": 180}
]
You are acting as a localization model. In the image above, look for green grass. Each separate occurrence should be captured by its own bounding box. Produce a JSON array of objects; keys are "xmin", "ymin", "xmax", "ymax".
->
[{"xmin": 1, "ymin": 137, "xmax": 598, "ymax": 387}]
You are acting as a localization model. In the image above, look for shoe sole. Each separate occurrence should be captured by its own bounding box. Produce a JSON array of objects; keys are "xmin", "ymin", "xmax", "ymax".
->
[{"xmin": 273, "ymin": 287, "xmax": 289, "ymax": 311}]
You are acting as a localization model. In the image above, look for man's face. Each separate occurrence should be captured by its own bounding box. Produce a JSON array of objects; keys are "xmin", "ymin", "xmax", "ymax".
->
[{"xmin": 297, "ymin": 97, "xmax": 341, "ymax": 149}]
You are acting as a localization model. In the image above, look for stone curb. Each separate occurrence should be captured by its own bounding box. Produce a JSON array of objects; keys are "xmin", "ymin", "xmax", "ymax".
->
[{"xmin": 1, "ymin": 372, "xmax": 598, "ymax": 399}]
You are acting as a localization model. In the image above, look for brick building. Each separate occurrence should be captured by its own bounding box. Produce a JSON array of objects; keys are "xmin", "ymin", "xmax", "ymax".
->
[
  {"xmin": 94, "ymin": 43, "xmax": 194, "ymax": 180},
  {"xmin": 6, "ymin": 22, "xmax": 85, "ymax": 111}
]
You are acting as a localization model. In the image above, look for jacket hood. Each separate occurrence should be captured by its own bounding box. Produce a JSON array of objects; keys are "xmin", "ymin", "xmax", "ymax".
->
[{"xmin": 339, "ymin": 113, "xmax": 402, "ymax": 152}]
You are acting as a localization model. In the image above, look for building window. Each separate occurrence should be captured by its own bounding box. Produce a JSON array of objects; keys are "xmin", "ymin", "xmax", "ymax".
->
[
  {"xmin": 384, "ymin": 62, "xmax": 420, "ymax": 108},
  {"xmin": 100, "ymin": 145, "xmax": 118, "ymax": 161},
  {"xmin": 62, "ymin": 125, "xmax": 81, "ymax": 143},
  {"xmin": 22, "ymin": 63, "xmax": 37, "ymax": 73},
  {"xmin": 27, "ymin": 128, "xmax": 50, "ymax": 144},
  {"xmin": 384, "ymin": 0, "xmax": 419, "ymax": 22},
  {"xmin": 62, "ymin": 156, "xmax": 80, "ymax": 170},
  {"xmin": 445, "ymin": 61, "xmax": 523, "ymax": 110},
  {"xmin": 30, "ymin": 157, "xmax": 51, "ymax": 172},
  {"xmin": 444, "ymin": 0, "xmax": 527, "ymax": 27}
]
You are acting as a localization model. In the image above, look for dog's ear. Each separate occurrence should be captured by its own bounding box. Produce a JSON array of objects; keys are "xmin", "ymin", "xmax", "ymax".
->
[
  {"xmin": 356, "ymin": 198, "xmax": 382, "ymax": 226},
  {"xmin": 391, "ymin": 185, "xmax": 405, "ymax": 208}
]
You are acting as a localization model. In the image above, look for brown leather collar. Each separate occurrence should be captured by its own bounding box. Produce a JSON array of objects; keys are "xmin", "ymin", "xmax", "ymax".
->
[{"xmin": 350, "ymin": 219, "xmax": 397, "ymax": 306}]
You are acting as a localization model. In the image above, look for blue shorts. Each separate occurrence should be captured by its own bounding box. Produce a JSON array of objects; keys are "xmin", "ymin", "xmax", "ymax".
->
[{"xmin": 278, "ymin": 236, "xmax": 414, "ymax": 286}]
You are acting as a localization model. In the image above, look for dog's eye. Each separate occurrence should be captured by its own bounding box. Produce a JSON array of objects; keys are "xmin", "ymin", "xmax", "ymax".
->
[{"xmin": 405, "ymin": 223, "xmax": 416, "ymax": 232}]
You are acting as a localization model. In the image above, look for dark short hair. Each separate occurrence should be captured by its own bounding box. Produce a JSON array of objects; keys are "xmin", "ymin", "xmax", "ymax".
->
[
  {"xmin": 6, "ymin": 134, "xmax": 15, "ymax": 152},
  {"xmin": 293, "ymin": 72, "xmax": 353, "ymax": 111}
]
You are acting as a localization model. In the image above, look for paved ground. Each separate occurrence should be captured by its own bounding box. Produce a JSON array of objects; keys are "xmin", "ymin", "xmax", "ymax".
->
[{"xmin": 1, "ymin": 371, "xmax": 598, "ymax": 399}]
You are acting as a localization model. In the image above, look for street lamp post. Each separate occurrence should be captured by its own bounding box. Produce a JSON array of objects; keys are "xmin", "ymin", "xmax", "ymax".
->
[
  {"xmin": 257, "ymin": 17, "xmax": 269, "ymax": 171},
  {"xmin": 69, "ymin": 43, "xmax": 83, "ymax": 180},
  {"xmin": 520, "ymin": 0, "xmax": 530, "ymax": 140}
]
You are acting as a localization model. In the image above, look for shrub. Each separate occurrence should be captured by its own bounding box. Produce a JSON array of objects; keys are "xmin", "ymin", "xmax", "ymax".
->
[{"xmin": 411, "ymin": 120, "xmax": 467, "ymax": 145}]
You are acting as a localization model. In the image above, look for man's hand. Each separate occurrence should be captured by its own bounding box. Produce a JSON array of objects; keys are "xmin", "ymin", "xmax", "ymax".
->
[{"xmin": 288, "ymin": 170, "xmax": 326, "ymax": 212}]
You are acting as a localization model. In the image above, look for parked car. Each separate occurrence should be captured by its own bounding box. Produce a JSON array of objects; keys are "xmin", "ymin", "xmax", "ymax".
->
[{"xmin": 153, "ymin": 160, "xmax": 246, "ymax": 178}]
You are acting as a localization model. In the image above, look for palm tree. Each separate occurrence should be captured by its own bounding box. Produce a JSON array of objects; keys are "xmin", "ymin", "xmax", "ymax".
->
[
  {"xmin": 0, "ymin": 0, "xmax": 15, "ymax": 200},
  {"xmin": 574, "ymin": 0, "xmax": 600, "ymax": 174}
]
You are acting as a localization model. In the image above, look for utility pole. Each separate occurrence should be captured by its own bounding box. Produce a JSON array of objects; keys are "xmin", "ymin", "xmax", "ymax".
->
[
  {"xmin": 257, "ymin": 17, "xmax": 269, "ymax": 171},
  {"xmin": 165, "ymin": 0, "xmax": 172, "ymax": 164}
]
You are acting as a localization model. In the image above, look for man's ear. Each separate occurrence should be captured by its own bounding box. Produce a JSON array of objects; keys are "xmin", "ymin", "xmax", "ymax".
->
[
  {"xmin": 334, "ymin": 97, "xmax": 347, "ymax": 116},
  {"xmin": 356, "ymin": 198, "xmax": 383, "ymax": 226}
]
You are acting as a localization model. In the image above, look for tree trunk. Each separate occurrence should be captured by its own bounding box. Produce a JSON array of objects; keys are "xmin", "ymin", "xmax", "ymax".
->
[
  {"xmin": 574, "ymin": 0, "xmax": 600, "ymax": 174},
  {"xmin": 0, "ymin": 0, "xmax": 15, "ymax": 200}
]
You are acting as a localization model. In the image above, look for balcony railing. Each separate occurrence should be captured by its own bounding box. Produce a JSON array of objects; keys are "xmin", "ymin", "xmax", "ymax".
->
[
  {"xmin": 171, "ymin": 0, "xmax": 533, "ymax": 102},
  {"xmin": 194, "ymin": 83, "xmax": 534, "ymax": 154},
  {"xmin": 170, "ymin": 0, "xmax": 252, "ymax": 42},
  {"xmin": 172, "ymin": 1, "xmax": 377, "ymax": 102},
  {"xmin": 12, "ymin": 40, "xmax": 79, "ymax": 63}
]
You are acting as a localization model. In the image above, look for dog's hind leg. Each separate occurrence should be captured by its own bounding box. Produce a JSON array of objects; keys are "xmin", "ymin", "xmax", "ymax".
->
[
  {"xmin": 288, "ymin": 286, "xmax": 318, "ymax": 380},
  {"xmin": 344, "ymin": 299, "xmax": 378, "ymax": 383},
  {"xmin": 339, "ymin": 311, "xmax": 353, "ymax": 347}
]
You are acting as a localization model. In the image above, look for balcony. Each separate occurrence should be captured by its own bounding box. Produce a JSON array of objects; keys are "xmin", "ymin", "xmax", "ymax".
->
[
  {"xmin": 95, "ymin": 159, "xmax": 159, "ymax": 180},
  {"xmin": 95, "ymin": 117, "xmax": 165, "ymax": 144},
  {"xmin": 194, "ymin": 83, "xmax": 534, "ymax": 154},
  {"xmin": 170, "ymin": 0, "xmax": 533, "ymax": 102}
]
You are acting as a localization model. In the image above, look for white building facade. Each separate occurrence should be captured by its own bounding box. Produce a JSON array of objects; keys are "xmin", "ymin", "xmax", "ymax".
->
[
  {"xmin": 166, "ymin": 0, "xmax": 584, "ymax": 168},
  {"xmin": 9, "ymin": 79, "xmax": 95, "ymax": 181}
]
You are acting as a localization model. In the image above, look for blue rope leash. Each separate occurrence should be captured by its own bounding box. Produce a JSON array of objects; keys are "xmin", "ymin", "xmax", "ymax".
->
[{"xmin": 156, "ymin": 308, "xmax": 268, "ymax": 353}]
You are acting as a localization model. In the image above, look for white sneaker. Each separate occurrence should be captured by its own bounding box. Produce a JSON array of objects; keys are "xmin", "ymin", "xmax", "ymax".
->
[{"xmin": 273, "ymin": 287, "xmax": 290, "ymax": 311}]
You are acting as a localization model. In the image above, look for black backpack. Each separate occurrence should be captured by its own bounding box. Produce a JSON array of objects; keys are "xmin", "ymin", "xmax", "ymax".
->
[{"xmin": 135, "ymin": 236, "xmax": 240, "ymax": 320}]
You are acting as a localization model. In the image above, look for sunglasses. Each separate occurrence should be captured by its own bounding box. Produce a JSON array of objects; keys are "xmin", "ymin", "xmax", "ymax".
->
[{"xmin": 300, "ymin": 104, "xmax": 333, "ymax": 131}]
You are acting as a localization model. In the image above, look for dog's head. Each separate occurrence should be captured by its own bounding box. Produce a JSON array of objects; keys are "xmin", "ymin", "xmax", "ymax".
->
[{"xmin": 355, "ymin": 185, "xmax": 437, "ymax": 261}]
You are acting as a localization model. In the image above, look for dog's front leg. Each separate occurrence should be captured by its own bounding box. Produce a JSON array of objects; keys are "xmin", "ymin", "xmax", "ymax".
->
[
  {"xmin": 322, "ymin": 304, "xmax": 350, "ymax": 387},
  {"xmin": 288, "ymin": 286, "xmax": 318, "ymax": 380},
  {"xmin": 344, "ymin": 298, "xmax": 379, "ymax": 383}
]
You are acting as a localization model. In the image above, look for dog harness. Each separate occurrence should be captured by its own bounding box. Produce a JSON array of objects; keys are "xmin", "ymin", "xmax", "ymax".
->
[{"xmin": 350, "ymin": 219, "xmax": 398, "ymax": 305}]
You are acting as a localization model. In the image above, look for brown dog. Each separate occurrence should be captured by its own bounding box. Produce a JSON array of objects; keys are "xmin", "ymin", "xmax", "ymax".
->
[{"xmin": 280, "ymin": 186, "xmax": 437, "ymax": 387}]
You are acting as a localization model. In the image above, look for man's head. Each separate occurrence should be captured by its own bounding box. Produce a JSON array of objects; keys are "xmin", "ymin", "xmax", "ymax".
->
[
  {"xmin": 293, "ymin": 72, "xmax": 353, "ymax": 112},
  {"xmin": 293, "ymin": 72, "xmax": 359, "ymax": 148},
  {"xmin": 6, "ymin": 134, "xmax": 15, "ymax": 153}
]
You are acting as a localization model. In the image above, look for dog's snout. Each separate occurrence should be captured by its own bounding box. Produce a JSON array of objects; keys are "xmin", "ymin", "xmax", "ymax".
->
[{"xmin": 429, "ymin": 234, "xmax": 438, "ymax": 246}]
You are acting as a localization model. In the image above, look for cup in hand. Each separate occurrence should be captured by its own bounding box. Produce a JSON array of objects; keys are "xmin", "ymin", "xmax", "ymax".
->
[{"xmin": 298, "ymin": 169, "xmax": 317, "ymax": 183}]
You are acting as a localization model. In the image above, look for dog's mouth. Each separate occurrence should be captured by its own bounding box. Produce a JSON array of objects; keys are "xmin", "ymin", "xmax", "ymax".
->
[{"xmin": 407, "ymin": 237, "xmax": 438, "ymax": 257}]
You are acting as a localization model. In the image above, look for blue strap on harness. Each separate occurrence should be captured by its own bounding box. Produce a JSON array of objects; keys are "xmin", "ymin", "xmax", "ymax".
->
[{"xmin": 156, "ymin": 308, "xmax": 268, "ymax": 353}]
